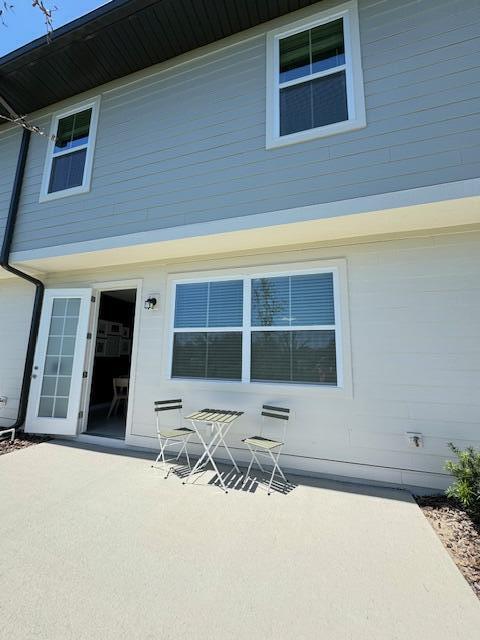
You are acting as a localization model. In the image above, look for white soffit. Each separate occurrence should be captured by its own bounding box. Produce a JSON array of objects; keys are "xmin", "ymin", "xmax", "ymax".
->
[{"xmin": 6, "ymin": 193, "xmax": 480, "ymax": 277}]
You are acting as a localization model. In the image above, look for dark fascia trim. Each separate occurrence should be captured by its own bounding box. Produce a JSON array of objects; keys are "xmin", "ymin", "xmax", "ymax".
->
[
  {"xmin": 0, "ymin": 127, "xmax": 44, "ymax": 431},
  {"xmin": 0, "ymin": 0, "xmax": 135, "ymax": 66}
]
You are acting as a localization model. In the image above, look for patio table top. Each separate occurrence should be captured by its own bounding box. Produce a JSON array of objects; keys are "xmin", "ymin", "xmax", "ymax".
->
[{"xmin": 185, "ymin": 408, "xmax": 244, "ymax": 424}]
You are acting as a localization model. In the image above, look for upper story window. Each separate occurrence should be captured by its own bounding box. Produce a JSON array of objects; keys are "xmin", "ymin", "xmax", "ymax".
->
[
  {"xmin": 266, "ymin": 1, "xmax": 366, "ymax": 148},
  {"xmin": 40, "ymin": 97, "xmax": 100, "ymax": 202}
]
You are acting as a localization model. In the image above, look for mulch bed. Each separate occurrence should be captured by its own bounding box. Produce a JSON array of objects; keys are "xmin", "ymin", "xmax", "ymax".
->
[
  {"xmin": 416, "ymin": 495, "xmax": 480, "ymax": 599},
  {"xmin": 0, "ymin": 431, "xmax": 50, "ymax": 457}
]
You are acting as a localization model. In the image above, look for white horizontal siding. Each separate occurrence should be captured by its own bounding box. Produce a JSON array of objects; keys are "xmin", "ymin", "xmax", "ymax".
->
[
  {"xmin": 25, "ymin": 228, "xmax": 480, "ymax": 490},
  {"xmin": 0, "ymin": 279, "xmax": 34, "ymax": 427},
  {"xmin": 5, "ymin": 0, "xmax": 480, "ymax": 252}
]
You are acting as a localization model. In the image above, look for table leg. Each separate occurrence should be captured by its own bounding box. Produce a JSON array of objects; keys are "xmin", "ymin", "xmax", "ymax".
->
[
  {"xmin": 200, "ymin": 423, "xmax": 230, "ymax": 492},
  {"xmin": 182, "ymin": 420, "xmax": 241, "ymax": 493},
  {"xmin": 214, "ymin": 427, "xmax": 240, "ymax": 473},
  {"xmin": 182, "ymin": 420, "xmax": 211, "ymax": 483}
]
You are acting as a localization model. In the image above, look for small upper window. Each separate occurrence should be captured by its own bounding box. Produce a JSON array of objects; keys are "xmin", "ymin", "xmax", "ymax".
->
[
  {"xmin": 266, "ymin": 2, "xmax": 366, "ymax": 148},
  {"xmin": 40, "ymin": 98, "xmax": 100, "ymax": 202}
]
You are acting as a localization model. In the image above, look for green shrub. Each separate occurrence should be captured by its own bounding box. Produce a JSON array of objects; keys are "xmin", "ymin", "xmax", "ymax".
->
[{"xmin": 445, "ymin": 443, "xmax": 480, "ymax": 514}]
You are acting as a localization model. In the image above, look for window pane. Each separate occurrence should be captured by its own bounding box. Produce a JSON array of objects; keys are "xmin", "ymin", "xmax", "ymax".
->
[
  {"xmin": 251, "ymin": 330, "xmax": 337, "ymax": 385},
  {"xmin": 172, "ymin": 332, "xmax": 242, "ymax": 380},
  {"xmin": 54, "ymin": 109, "xmax": 92, "ymax": 152},
  {"xmin": 280, "ymin": 82, "xmax": 313, "ymax": 136},
  {"xmin": 54, "ymin": 114, "xmax": 75, "ymax": 151},
  {"xmin": 291, "ymin": 273, "xmax": 335, "ymax": 325},
  {"xmin": 311, "ymin": 19, "xmax": 345, "ymax": 74},
  {"xmin": 172, "ymin": 332, "xmax": 206, "ymax": 377},
  {"xmin": 64, "ymin": 317, "xmax": 79, "ymax": 336},
  {"xmin": 54, "ymin": 397, "xmax": 69, "ymax": 419},
  {"xmin": 206, "ymin": 332, "xmax": 242, "ymax": 379},
  {"xmin": 59, "ymin": 357, "xmax": 73, "ymax": 376},
  {"xmin": 48, "ymin": 148, "xmax": 87, "ymax": 193},
  {"xmin": 52, "ymin": 299, "xmax": 67, "ymax": 316},
  {"xmin": 312, "ymin": 71, "xmax": 348, "ymax": 129},
  {"xmin": 46, "ymin": 336, "xmax": 62, "ymax": 355},
  {"xmin": 280, "ymin": 71, "xmax": 347, "ymax": 136},
  {"xmin": 279, "ymin": 30, "xmax": 310, "ymax": 83},
  {"xmin": 174, "ymin": 280, "xmax": 242, "ymax": 328},
  {"xmin": 38, "ymin": 396, "xmax": 54, "ymax": 418},
  {"xmin": 252, "ymin": 277, "xmax": 290, "ymax": 326},
  {"xmin": 66, "ymin": 299, "xmax": 81, "ymax": 316},
  {"xmin": 252, "ymin": 273, "xmax": 335, "ymax": 327},
  {"xmin": 40, "ymin": 376, "xmax": 57, "ymax": 396},
  {"xmin": 174, "ymin": 282, "xmax": 208, "ymax": 328},
  {"xmin": 56, "ymin": 376, "xmax": 72, "ymax": 397},
  {"xmin": 279, "ymin": 20, "xmax": 344, "ymax": 84},
  {"xmin": 208, "ymin": 280, "xmax": 243, "ymax": 327},
  {"xmin": 251, "ymin": 331, "xmax": 291, "ymax": 382},
  {"xmin": 44, "ymin": 356, "xmax": 60, "ymax": 376},
  {"xmin": 61, "ymin": 337, "xmax": 76, "ymax": 356}
]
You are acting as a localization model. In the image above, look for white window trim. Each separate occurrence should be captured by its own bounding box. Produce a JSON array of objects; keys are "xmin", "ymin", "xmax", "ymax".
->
[
  {"xmin": 166, "ymin": 261, "xmax": 347, "ymax": 392},
  {"xmin": 266, "ymin": 0, "xmax": 366, "ymax": 149},
  {"xmin": 39, "ymin": 96, "xmax": 101, "ymax": 203}
]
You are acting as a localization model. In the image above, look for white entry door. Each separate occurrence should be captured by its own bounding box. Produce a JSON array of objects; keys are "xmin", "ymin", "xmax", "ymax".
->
[{"xmin": 25, "ymin": 288, "xmax": 92, "ymax": 435}]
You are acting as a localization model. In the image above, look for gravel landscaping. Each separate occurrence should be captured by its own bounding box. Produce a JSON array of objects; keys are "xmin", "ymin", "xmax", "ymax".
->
[
  {"xmin": 0, "ymin": 431, "xmax": 49, "ymax": 456},
  {"xmin": 417, "ymin": 495, "xmax": 480, "ymax": 600}
]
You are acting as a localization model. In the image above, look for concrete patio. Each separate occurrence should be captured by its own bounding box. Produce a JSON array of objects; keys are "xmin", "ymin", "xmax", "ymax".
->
[{"xmin": 0, "ymin": 441, "xmax": 479, "ymax": 640}]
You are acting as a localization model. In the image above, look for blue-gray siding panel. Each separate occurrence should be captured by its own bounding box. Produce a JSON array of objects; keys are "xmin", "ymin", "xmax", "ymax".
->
[
  {"xmin": 7, "ymin": 0, "xmax": 480, "ymax": 252},
  {"xmin": 0, "ymin": 129, "xmax": 22, "ymax": 242}
]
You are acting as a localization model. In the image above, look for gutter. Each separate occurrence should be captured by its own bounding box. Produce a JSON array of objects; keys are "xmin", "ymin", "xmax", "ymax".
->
[{"xmin": 0, "ymin": 128, "xmax": 44, "ymax": 431}]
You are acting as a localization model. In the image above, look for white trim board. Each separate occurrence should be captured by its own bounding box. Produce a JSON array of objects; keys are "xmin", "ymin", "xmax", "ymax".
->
[
  {"xmin": 9, "ymin": 179, "xmax": 480, "ymax": 274},
  {"xmin": 78, "ymin": 278, "xmax": 143, "ymax": 440}
]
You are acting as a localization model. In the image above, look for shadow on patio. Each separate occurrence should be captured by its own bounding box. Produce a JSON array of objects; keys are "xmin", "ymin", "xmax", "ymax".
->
[{"xmin": 57, "ymin": 437, "xmax": 417, "ymax": 502}]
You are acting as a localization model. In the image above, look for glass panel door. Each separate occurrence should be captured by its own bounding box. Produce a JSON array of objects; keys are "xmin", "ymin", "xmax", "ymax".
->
[{"xmin": 25, "ymin": 289, "xmax": 92, "ymax": 435}]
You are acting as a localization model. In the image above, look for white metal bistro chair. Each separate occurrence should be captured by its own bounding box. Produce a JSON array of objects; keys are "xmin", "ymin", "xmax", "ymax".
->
[
  {"xmin": 242, "ymin": 405, "xmax": 289, "ymax": 494},
  {"xmin": 152, "ymin": 398, "xmax": 194, "ymax": 478}
]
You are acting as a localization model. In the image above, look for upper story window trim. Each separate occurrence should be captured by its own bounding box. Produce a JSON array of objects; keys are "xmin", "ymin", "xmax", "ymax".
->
[
  {"xmin": 39, "ymin": 96, "xmax": 101, "ymax": 203},
  {"xmin": 266, "ymin": 0, "xmax": 366, "ymax": 149}
]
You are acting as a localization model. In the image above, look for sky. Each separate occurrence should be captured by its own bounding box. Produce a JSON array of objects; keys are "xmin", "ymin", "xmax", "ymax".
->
[{"xmin": 0, "ymin": 0, "xmax": 112, "ymax": 57}]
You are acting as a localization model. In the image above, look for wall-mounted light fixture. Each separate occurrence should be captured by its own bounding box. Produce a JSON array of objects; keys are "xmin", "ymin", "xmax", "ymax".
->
[{"xmin": 144, "ymin": 296, "xmax": 158, "ymax": 310}]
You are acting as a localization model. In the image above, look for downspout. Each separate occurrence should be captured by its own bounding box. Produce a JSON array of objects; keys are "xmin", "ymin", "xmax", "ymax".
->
[{"xmin": 0, "ymin": 127, "xmax": 45, "ymax": 430}]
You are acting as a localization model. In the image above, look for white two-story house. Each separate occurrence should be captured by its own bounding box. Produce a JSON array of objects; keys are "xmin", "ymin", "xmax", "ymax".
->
[{"xmin": 1, "ymin": 0, "xmax": 479, "ymax": 490}]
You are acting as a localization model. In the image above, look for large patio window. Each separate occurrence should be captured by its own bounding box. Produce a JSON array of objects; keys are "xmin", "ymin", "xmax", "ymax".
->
[{"xmin": 170, "ymin": 267, "xmax": 340, "ymax": 387}]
